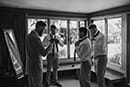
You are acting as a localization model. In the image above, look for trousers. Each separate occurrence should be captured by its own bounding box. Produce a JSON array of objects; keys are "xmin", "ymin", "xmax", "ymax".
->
[
  {"xmin": 28, "ymin": 72, "xmax": 43, "ymax": 87},
  {"xmin": 79, "ymin": 60, "xmax": 91, "ymax": 87},
  {"xmin": 46, "ymin": 53, "xmax": 58, "ymax": 85},
  {"xmin": 94, "ymin": 55, "xmax": 107, "ymax": 87}
]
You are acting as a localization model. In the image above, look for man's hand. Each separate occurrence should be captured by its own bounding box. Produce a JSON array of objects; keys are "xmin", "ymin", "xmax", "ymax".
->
[{"xmin": 75, "ymin": 41, "xmax": 80, "ymax": 46}]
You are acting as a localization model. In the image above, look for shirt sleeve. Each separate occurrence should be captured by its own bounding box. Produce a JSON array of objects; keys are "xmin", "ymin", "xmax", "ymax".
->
[
  {"xmin": 56, "ymin": 35, "xmax": 64, "ymax": 47},
  {"xmin": 42, "ymin": 35, "xmax": 51, "ymax": 47},
  {"xmin": 76, "ymin": 41, "xmax": 91, "ymax": 60},
  {"xmin": 32, "ymin": 36, "xmax": 48, "ymax": 57}
]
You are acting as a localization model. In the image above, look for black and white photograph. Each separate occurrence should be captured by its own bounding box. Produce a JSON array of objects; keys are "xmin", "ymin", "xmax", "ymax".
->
[{"xmin": 0, "ymin": 0, "xmax": 130, "ymax": 87}]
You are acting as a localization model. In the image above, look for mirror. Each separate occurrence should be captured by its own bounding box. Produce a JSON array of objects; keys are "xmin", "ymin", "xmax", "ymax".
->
[{"xmin": 3, "ymin": 29, "xmax": 24, "ymax": 79}]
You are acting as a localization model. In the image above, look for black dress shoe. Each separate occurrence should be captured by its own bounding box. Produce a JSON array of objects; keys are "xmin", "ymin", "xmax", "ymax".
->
[{"xmin": 53, "ymin": 82, "xmax": 62, "ymax": 87}]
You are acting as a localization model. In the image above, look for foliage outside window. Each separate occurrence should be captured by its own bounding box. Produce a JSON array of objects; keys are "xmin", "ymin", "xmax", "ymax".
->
[
  {"xmin": 69, "ymin": 21, "xmax": 79, "ymax": 58},
  {"xmin": 107, "ymin": 18, "xmax": 121, "ymax": 66},
  {"xmin": 93, "ymin": 20, "xmax": 105, "ymax": 34},
  {"xmin": 28, "ymin": 18, "xmax": 86, "ymax": 60}
]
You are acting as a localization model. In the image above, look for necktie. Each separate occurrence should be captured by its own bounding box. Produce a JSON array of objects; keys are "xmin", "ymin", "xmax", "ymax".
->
[{"xmin": 52, "ymin": 36, "xmax": 55, "ymax": 56}]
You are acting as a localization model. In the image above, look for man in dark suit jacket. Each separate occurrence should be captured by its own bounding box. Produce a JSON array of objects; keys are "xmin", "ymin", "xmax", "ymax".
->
[{"xmin": 26, "ymin": 21, "xmax": 51, "ymax": 87}]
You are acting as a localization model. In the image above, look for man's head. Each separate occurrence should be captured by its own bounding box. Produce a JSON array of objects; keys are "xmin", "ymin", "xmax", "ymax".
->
[
  {"xmin": 35, "ymin": 21, "xmax": 46, "ymax": 36},
  {"xmin": 50, "ymin": 25, "xmax": 57, "ymax": 35},
  {"xmin": 79, "ymin": 27, "xmax": 88, "ymax": 39},
  {"xmin": 88, "ymin": 24, "xmax": 98, "ymax": 36}
]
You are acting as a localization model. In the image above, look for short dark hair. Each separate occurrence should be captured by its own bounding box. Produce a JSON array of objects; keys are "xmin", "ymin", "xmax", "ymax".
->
[
  {"xmin": 51, "ymin": 25, "xmax": 56, "ymax": 29},
  {"xmin": 35, "ymin": 21, "xmax": 46, "ymax": 28},
  {"xmin": 89, "ymin": 24, "xmax": 97, "ymax": 29},
  {"xmin": 79, "ymin": 27, "xmax": 88, "ymax": 35}
]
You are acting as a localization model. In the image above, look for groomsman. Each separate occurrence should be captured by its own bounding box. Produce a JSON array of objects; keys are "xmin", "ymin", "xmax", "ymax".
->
[
  {"xmin": 88, "ymin": 24, "xmax": 107, "ymax": 87},
  {"xmin": 75, "ymin": 27, "xmax": 92, "ymax": 87}
]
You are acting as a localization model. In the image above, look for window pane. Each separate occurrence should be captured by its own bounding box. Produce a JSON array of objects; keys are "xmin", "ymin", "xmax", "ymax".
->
[
  {"xmin": 28, "ymin": 18, "xmax": 48, "ymax": 34},
  {"xmin": 80, "ymin": 21, "xmax": 85, "ymax": 27},
  {"xmin": 69, "ymin": 21, "xmax": 79, "ymax": 58},
  {"xmin": 107, "ymin": 18, "xmax": 122, "ymax": 66},
  {"xmin": 93, "ymin": 20, "xmax": 105, "ymax": 34},
  {"xmin": 50, "ymin": 20, "xmax": 68, "ymax": 59}
]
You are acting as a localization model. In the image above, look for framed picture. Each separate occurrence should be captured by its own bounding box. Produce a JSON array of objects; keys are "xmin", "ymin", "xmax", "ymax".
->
[{"xmin": 3, "ymin": 29, "xmax": 24, "ymax": 79}]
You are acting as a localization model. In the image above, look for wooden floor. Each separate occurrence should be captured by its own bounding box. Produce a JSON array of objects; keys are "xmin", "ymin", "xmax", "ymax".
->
[
  {"xmin": 47, "ymin": 70, "xmax": 127, "ymax": 87},
  {"xmin": 1, "ymin": 70, "xmax": 127, "ymax": 87},
  {"xmin": 50, "ymin": 76, "xmax": 98, "ymax": 87},
  {"xmin": 48, "ymin": 70, "xmax": 104, "ymax": 87}
]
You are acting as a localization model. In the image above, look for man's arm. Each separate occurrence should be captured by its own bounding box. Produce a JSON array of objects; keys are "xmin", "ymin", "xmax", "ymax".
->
[
  {"xmin": 75, "ymin": 42, "xmax": 91, "ymax": 59},
  {"xmin": 32, "ymin": 36, "xmax": 51, "ymax": 57},
  {"xmin": 56, "ymin": 35, "xmax": 64, "ymax": 47},
  {"xmin": 42, "ymin": 35, "xmax": 51, "ymax": 47}
]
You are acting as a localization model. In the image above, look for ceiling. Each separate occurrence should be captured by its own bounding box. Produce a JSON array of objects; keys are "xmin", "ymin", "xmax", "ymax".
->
[{"xmin": 0, "ymin": 0, "xmax": 130, "ymax": 13}]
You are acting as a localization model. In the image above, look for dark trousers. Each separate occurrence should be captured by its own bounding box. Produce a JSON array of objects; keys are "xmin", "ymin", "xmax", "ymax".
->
[
  {"xmin": 79, "ymin": 60, "xmax": 91, "ymax": 87},
  {"xmin": 28, "ymin": 72, "xmax": 43, "ymax": 87},
  {"xmin": 94, "ymin": 55, "xmax": 107, "ymax": 87},
  {"xmin": 46, "ymin": 53, "xmax": 58, "ymax": 85}
]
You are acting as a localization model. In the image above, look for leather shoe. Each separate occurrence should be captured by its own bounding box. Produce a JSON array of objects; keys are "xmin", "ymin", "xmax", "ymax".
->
[{"xmin": 53, "ymin": 82, "xmax": 62, "ymax": 87}]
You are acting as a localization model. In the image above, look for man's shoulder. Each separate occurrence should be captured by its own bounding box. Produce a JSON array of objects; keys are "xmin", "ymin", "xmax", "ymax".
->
[
  {"xmin": 27, "ymin": 32, "xmax": 39, "ymax": 41},
  {"xmin": 81, "ymin": 38, "xmax": 91, "ymax": 45},
  {"xmin": 97, "ymin": 32, "xmax": 105, "ymax": 39}
]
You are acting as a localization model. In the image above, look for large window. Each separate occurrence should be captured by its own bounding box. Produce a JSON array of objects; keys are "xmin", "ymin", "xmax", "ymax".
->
[
  {"xmin": 69, "ymin": 20, "xmax": 79, "ymax": 58},
  {"xmin": 27, "ymin": 17, "xmax": 87, "ymax": 60},
  {"xmin": 107, "ymin": 18, "xmax": 122, "ymax": 66}
]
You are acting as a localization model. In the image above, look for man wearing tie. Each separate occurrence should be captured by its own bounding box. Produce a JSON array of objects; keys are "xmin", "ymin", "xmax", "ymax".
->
[
  {"xmin": 88, "ymin": 24, "xmax": 107, "ymax": 87},
  {"xmin": 75, "ymin": 27, "xmax": 92, "ymax": 87},
  {"xmin": 43, "ymin": 25, "xmax": 64, "ymax": 87}
]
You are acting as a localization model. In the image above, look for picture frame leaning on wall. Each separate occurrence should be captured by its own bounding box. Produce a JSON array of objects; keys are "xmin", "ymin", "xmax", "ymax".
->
[{"xmin": 3, "ymin": 29, "xmax": 24, "ymax": 79}]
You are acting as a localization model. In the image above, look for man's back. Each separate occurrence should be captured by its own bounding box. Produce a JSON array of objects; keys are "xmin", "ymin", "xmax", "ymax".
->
[{"xmin": 26, "ymin": 31, "xmax": 43, "ymax": 75}]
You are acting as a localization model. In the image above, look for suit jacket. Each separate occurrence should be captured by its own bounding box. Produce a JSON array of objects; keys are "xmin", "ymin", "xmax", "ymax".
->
[{"xmin": 26, "ymin": 30, "xmax": 48, "ymax": 76}]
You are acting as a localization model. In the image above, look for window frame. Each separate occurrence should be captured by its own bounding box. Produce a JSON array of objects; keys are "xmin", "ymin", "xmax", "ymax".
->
[{"xmin": 27, "ymin": 16, "xmax": 87, "ymax": 60}]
